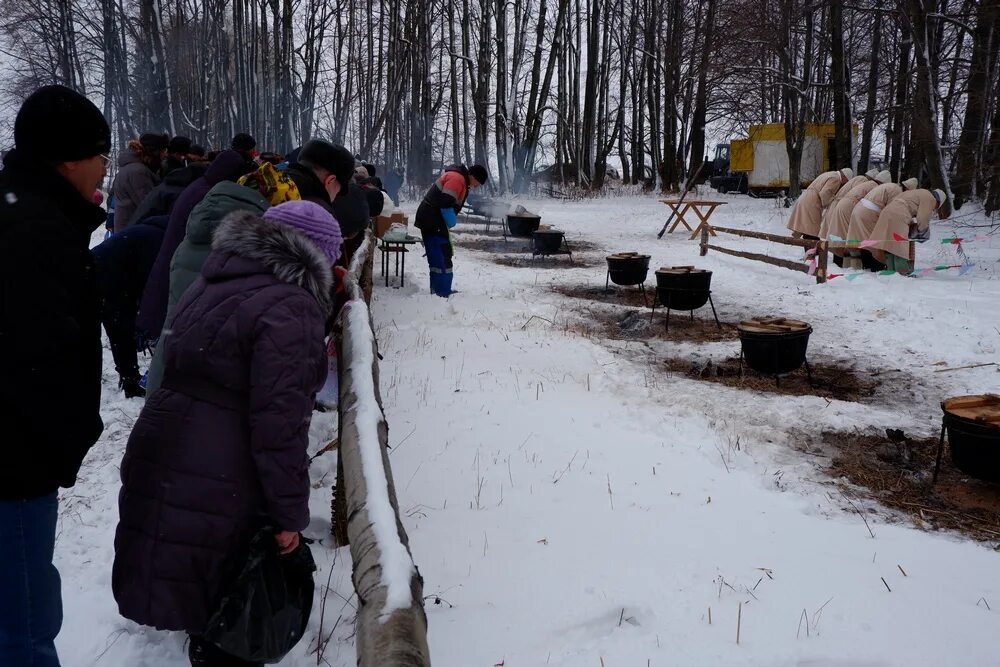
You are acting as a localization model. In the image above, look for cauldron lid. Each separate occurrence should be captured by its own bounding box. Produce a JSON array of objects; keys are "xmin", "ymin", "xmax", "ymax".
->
[
  {"xmin": 737, "ymin": 317, "xmax": 810, "ymax": 333},
  {"xmin": 607, "ymin": 252, "xmax": 650, "ymax": 259},
  {"xmin": 942, "ymin": 394, "xmax": 1000, "ymax": 427},
  {"xmin": 656, "ymin": 265, "xmax": 709, "ymax": 274}
]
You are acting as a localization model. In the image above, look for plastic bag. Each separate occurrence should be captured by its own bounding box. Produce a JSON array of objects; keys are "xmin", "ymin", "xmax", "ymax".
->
[
  {"xmin": 202, "ymin": 529, "xmax": 317, "ymax": 664},
  {"xmin": 315, "ymin": 337, "xmax": 339, "ymax": 410}
]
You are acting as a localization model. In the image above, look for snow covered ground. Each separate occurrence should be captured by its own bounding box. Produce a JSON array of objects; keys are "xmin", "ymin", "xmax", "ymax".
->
[{"xmin": 63, "ymin": 193, "xmax": 999, "ymax": 666}]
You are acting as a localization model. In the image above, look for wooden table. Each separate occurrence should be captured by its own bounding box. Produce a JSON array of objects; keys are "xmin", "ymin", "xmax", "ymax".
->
[
  {"xmin": 658, "ymin": 199, "xmax": 726, "ymax": 238},
  {"xmin": 378, "ymin": 231, "xmax": 421, "ymax": 288}
]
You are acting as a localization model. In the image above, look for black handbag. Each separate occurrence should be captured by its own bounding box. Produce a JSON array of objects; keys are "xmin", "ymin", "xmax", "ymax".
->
[{"xmin": 202, "ymin": 529, "xmax": 317, "ymax": 664}]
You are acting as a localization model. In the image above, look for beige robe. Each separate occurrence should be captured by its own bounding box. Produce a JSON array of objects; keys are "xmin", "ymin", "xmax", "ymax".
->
[
  {"xmin": 820, "ymin": 175, "xmax": 872, "ymax": 239},
  {"xmin": 827, "ymin": 180, "xmax": 880, "ymax": 255},
  {"xmin": 787, "ymin": 171, "xmax": 845, "ymax": 237},
  {"xmin": 869, "ymin": 189, "xmax": 938, "ymax": 259},
  {"xmin": 847, "ymin": 183, "xmax": 903, "ymax": 248}
]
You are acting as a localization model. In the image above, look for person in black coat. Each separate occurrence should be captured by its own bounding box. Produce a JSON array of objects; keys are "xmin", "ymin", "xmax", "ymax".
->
[
  {"xmin": 91, "ymin": 215, "xmax": 170, "ymax": 398},
  {"xmin": 0, "ymin": 85, "xmax": 110, "ymax": 667}
]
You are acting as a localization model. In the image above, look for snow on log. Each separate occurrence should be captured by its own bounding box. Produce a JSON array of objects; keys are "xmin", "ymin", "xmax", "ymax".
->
[{"xmin": 339, "ymin": 231, "xmax": 431, "ymax": 665}]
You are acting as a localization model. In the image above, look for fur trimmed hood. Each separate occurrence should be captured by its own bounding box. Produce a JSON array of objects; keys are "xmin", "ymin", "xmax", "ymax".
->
[{"xmin": 211, "ymin": 210, "xmax": 333, "ymax": 314}]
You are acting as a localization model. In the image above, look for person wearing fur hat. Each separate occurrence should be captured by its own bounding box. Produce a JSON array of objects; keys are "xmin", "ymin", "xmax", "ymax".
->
[
  {"xmin": 163, "ymin": 136, "xmax": 193, "ymax": 176},
  {"xmin": 230, "ymin": 132, "xmax": 258, "ymax": 173},
  {"xmin": 868, "ymin": 188, "xmax": 947, "ymax": 273},
  {"xmin": 825, "ymin": 170, "xmax": 892, "ymax": 264},
  {"xmin": 284, "ymin": 140, "xmax": 354, "ymax": 214},
  {"xmin": 415, "ymin": 163, "xmax": 488, "ymax": 296},
  {"xmin": 786, "ymin": 167, "xmax": 852, "ymax": 239},
  {"xmin": 112, "ymin": 132, "xmax": 169, "ymax": 233},
  {"xmin": 0, "ymin": 84, "xmax": 111, "ymax": 667},
  {"xmin": 113, "ymin": 200, "xmax": 341, "ymax": 666},
  {"xmin": 847, "ymin": 177, "xmax": 918, "ymax": 271}
]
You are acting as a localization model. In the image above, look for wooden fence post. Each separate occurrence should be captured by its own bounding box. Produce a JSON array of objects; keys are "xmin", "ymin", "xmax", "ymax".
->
[
  {"xmin": 700, "ymin": 223, "xmax": 710, "ymax": 256},
  {"xmin": 816, "ymin": 241, "xmax": 828, "ymax": 284}
]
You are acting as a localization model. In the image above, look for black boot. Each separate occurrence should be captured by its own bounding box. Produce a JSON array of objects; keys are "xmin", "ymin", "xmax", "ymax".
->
[{"xmin": 119, "ymin": 376, "xmax": 145, "ymax": 399}]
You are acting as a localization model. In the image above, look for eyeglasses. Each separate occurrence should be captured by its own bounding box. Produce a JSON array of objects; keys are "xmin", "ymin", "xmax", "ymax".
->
[{"xmin": 99, "ymin": 154, "xmax": 111, "ymax": 167}]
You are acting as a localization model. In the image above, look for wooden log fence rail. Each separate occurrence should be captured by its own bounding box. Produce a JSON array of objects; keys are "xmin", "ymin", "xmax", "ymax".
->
[
  {"xmin": 700, "ymin": 223, "xmax": 829, "ymax": 284},
  {"xmin": 333, "ymin": 230, "xmax": 432, "ymax": 666}
]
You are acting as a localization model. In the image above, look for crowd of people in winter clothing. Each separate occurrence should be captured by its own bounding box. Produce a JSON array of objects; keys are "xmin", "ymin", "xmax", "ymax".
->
[
  {"xmin": 0, "ymin": 84, "xmax": 487, "ymax": 667},
  {"xmin": 786, "ymin": 167, "xmax": 947, "ymax": 272}
]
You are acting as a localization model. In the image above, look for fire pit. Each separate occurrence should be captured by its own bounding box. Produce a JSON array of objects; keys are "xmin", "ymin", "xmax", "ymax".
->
[
  {"xmin": 533, "ymin": 229, "xmax": 566, "ymax": 254},
  {"xmin": 737, "ymin": 317, "xmax": 812, "ymax": 384},
  {"xmin": 605, "ymin": 253, "xmax": 651, "ymax": 304},
  {"xmin": 650, "ymin": 266, "xmax": 721, "ymax": 331},
  {"xmin": 507, "ymin": 214, "xmax": 541, "ymax": 237},
  {"xmin": 934, "ymin": 395, "xmax": 1000, "ymax": 483}
]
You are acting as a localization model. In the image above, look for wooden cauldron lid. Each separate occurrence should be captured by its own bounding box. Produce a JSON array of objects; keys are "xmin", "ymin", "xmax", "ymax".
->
[
  {"xmin": 942, "ymin": 394, "xmax": 1000, "ymax": 427},
  {"xmin": 737, "ymin": 317, "xmax": 811, "ymax": 333},
  {"xmin": 607, "ymin": 252, "xmax": 650, "ymax": 259},
  {"xmin": 656, "ymin": 265, "xmax": 708, "ymax": 274}
]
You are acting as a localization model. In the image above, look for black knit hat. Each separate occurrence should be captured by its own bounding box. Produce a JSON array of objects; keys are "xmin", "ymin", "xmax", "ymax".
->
[
  {"xmin": 298, "ymin": 140, "xmax": 355, "ymax": 198},
  {"xmin": 14, "ymin": 85, "xmax": 111, "ymax": 163},
  {"xmin": 168, "ymin": 135, "xmax": 192, "ymax": 154},
  {"xmin": 231, "ymin": 133, "xmax": 257, "ymax": 152},
  {"xmin": 469, "ymin": 164, "xmax": 489, "ymax": 184}
]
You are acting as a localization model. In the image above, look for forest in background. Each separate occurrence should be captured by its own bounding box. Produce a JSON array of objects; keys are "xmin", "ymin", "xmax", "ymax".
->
[{"xmin": 0, "ymin": 0, "xmax": 996, "ymax": 210}]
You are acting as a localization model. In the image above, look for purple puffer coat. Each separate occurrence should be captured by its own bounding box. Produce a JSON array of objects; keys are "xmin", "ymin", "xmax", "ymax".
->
[
  {"xmin": 113, "ymin": 210, "xmax": 331, "ymax": 633},
  {"xmin": 136, "ymin": 149, "xmax": 250, "ymax": 338}
]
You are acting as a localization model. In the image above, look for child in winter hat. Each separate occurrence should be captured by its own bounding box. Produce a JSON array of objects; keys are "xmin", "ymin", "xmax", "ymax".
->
[{"xmin": 263, "ymin": 200, "xmax": 343, "ymax": 264}]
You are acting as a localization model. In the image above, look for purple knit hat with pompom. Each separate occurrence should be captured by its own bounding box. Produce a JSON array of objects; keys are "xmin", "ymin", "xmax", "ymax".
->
[{"xmin": 263, "ymin": 200, "xmax": 343, "ymax": 264}]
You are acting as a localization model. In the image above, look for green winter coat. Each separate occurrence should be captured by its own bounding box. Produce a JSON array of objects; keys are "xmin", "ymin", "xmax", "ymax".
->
[{"xmin": 145, "ymin": 181, "xmax": 268, "ymax": 395}]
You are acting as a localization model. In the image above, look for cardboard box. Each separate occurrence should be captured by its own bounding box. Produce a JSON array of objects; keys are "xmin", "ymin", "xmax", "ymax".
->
[{"xmin": 375, "ymin": 215, "xmax": 393, "ymax": 238}]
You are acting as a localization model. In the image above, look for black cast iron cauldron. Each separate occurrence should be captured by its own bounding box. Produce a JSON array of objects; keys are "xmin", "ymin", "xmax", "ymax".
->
[
  {"xmin": 655, "ymin": 267, "xmax": 712, "ymax": 311},
  {"xmin": 941, "ymin": 395, "xmax": 1000, "ymax": 482},
  {"xmin": 507, "ymin": 214, "xmax": 541, "ymax": 237},
  {"xmin": 737, "ymin": 318, "xmax": 812, "ymax": 377},
  {"xmin": 533, "ymin": 229, "xmax": 565, "ymax": 254},
  {"xmin": 606, "ymin": 253, "xmax": 651, "ymax": 286}
]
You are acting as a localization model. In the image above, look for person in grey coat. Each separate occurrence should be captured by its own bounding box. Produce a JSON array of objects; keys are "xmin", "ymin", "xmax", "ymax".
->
[{"xmin": 111, "ymin": 133, "xmax": 168, "ymax": 233}]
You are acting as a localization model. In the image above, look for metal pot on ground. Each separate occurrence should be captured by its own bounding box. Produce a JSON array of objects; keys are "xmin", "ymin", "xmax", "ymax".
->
[
  {"xmin": 606, "ymin": 253, "xmax": 651, "ymax": 286},
  {"xmin": 737, "ymin": 317, "xmax": 812, "ymax": 383},
  {"xmin": 533, "ymin": 229, "xmax": 565, "ymax": 254},
  {"xmin": 605, "ymin": 253, "xmax": 651, "ymax": 304},
  {"xmin": 650, "ymin": 266, "xmax": 720, "ymax": 330},
  {"xmin": 507, "ymin": 214, "xmax": 541, "ymax": 237},
  {"xmin": 934, "ymin": 395, "xmax": 1000, "ymax": 483}
]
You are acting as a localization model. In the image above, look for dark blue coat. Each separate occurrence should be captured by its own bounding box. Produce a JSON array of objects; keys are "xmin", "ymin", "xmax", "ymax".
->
[{"xmin": 137, "ymin": 150, "xmax": 249, "ymax": 338}]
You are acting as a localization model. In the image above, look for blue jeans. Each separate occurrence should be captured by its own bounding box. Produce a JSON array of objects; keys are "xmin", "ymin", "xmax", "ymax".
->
[{"xmin": 0, "ymin": 493, "xmax": 62, "ymax": 667}]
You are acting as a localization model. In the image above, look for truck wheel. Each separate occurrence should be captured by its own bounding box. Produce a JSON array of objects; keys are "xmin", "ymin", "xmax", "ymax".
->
[{"xmin": 718, "ymin": 184, "xmax": 728, "ymax": 195}]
